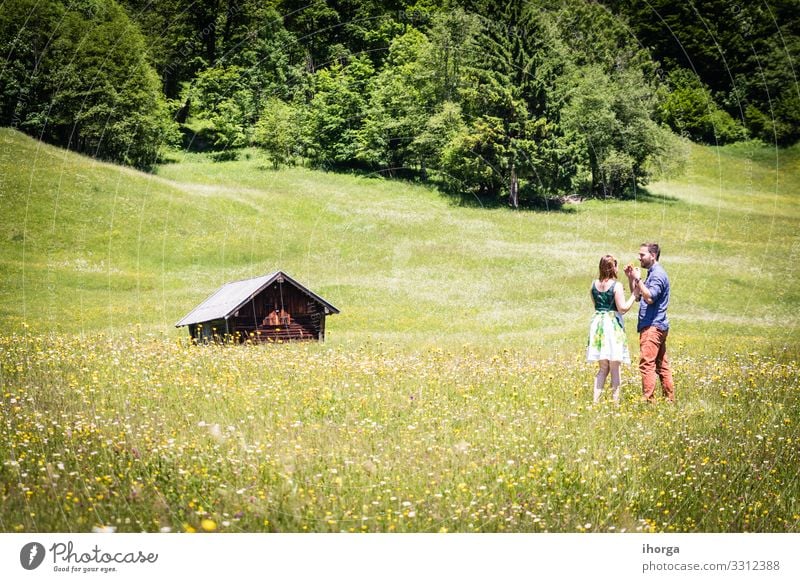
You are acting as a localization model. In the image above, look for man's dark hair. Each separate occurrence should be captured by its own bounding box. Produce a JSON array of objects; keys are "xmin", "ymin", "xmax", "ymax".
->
[{"xmin": 642, "ymin": 242, "xmax": 661, "ymax": 260}]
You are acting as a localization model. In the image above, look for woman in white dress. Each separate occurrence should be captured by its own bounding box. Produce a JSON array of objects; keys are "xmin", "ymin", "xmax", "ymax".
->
[{"xmin": 587, "ymin": 255, "xmax": 639, "ymax": 403}]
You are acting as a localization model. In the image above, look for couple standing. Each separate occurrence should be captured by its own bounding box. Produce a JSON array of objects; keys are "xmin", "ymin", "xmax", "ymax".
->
[{"xmin": 586, "ymin": 243, "xmax": 674, "ymax": 404}]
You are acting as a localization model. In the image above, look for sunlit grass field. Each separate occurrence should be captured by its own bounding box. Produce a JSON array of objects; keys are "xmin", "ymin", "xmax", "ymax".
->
[{"xmin": 0, "ymin": 128, "xmax": 798, "ymax": 532}]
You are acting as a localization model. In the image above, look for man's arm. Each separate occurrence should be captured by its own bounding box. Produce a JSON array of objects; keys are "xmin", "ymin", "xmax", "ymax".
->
[
  {"xmin": 635, "ymin": 274, "xmax": 662, "ymax": 305},
  {"xmin": 635, "ymin": 279, "xmax": 652, "ymax": 304}
]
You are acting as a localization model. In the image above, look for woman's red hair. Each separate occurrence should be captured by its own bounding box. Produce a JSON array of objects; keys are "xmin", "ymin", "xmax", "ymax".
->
[{"xmin": 598, "ymin": 255, "xmax": 617, "ymax": 280}]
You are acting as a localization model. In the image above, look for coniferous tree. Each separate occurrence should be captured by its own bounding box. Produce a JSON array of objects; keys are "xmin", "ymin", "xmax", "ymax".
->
[
  {"xmin": 442, "ymin": 2, "xmax": 571, "ymax": 201},
  {"xmin": 2, "ymin": 0, "xmax": 176, "ymax": 168},
  {"xmin": 600, "ymin": 0, "xmax": 800, "ymax": 145}
]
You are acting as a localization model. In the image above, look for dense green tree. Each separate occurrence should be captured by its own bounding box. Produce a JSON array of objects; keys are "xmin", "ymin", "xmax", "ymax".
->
[
  {"xmin": 600, "ymin": 0, "xmax": 800, "ymax": 145},
  {"xmin": 121, "ymin": 0, "xmax": 221, "ymax": 98},
  {"xmin": 278, "ymin": 0, "xmax": 344, "ymax": 72},
  {"xmin": 356, "ymin": 28, "xmax": 433, "ymax": 172},
  {"xmin": 1, "ymin": 0, "xmax": 175, "ymax": 168},
  {"xmin": 439, "ymin": 115, "xmax": 508, "ymax": 197},
  {"xmin": 278, "ymin": 0, "xmax": 409, "ymax": 72},
  {"xmin": 739, "ymin": 32, "xmax": 800, "ymax": 145},
  {"xmin": 0, "ymin": 0, "xmax": 63, "ymax": 127},
  {"xmin": 224, "ymin": 6, "xmax": 306, "ymax": 107},
  {"xmin": 300, "ymin": 55, "xmax": 374, "ymax": 166},
  {"xmin": 659, "ymin": 69, "xmax": 746, "ymax": 144},
  {"xmin": 561, "ymin": 64, "xmax": 662, "ymax": 197},
  {"xmin": 185, "ymin": 65, "xmax": 255, "ymax": 149},
  {"xmin": 533, "ymin": 0, "xmax": 669, "ymax": 197},
  {"xmin": 423, "ymin": 7, "xmax": 481, "ymax": 104},
  {"xmin": 121, "ymin": 1, "xmax": 308, "ymax": 102},
  {"xmin": 447, "ymin": 2, "xmax": 571, "ymax": 201},
  {"xmin": 411, "ymin": 101, "xmax": 466, "ymax": 179}
]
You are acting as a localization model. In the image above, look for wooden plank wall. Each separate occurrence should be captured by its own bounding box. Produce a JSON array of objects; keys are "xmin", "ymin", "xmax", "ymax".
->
[{"xmin": 228, "ymin": 283, "xmax": 327, "ymax": 340}]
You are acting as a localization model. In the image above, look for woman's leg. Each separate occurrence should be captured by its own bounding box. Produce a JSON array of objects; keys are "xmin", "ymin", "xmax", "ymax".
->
[
  {"xmin": 609, "ymin": 361, "xmax": 622, "ymax": 403},
  {"xmin": 594, "ymin": 360, "xmax": 610, "ymax": 403}
]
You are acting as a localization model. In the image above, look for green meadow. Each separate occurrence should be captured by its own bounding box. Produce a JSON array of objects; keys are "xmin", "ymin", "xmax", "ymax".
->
[{"xmin": 0, "ymin": 128, "xmax": 798, "ymax": 532}]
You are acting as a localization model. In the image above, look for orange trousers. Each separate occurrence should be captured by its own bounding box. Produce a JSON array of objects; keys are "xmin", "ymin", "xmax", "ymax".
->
[{"xmin": 639, "ymin": 326, "xmax": 675, "ymax": 402}]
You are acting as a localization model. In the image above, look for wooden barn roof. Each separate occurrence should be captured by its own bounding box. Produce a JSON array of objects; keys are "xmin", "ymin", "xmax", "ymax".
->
[{"xmin": 175, "ymin": 271, "xmax": 339, "ymax": 327}]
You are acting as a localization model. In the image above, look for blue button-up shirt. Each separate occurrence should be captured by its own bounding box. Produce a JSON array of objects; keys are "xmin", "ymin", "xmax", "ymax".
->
[{"xmin": 638, "ymin": 263, "xmax": 670, "ymax": 333}]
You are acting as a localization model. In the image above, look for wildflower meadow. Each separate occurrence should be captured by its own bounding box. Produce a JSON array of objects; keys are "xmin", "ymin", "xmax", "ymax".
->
[
  {"xmin": 1, "ymin": 129, "xmax": 799, "ymax": 533},
  {"xmin": 1, "ymin": 335, "xmax": 797, "ymax": 533}
]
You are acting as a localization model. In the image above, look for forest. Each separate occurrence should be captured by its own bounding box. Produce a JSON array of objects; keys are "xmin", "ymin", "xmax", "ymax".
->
[{"xmin": 2, "ymin": 0, "xmax": 798, "ymax": 204}]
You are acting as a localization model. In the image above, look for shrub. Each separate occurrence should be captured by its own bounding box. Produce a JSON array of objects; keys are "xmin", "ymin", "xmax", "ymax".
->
[{"xmin": 253, "ymin": 98, "xmax": 299, "ymax": 169}]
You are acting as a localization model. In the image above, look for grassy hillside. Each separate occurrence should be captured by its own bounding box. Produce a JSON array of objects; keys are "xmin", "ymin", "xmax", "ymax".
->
[
  {"xmin": 1, "ymin": 128, "xmax": 798, "ymax": 353},
  {"xmin": 1, "ymin": 129, "xmax": 799, "ymax": 533}
]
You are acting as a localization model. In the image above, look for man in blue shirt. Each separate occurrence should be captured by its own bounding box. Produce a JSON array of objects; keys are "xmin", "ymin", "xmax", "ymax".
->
[{"xmin": 625, "ymin": 243, "xmax": 675, "ymax": 402}]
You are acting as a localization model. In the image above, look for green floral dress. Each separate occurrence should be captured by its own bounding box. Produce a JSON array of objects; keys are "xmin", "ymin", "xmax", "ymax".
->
[{"xmin": 586, "ymin": 281, "xmax": 630, "ymax": 363}]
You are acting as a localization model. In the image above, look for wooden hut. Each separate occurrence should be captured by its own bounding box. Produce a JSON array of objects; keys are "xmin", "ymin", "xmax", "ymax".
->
[{"xmin": 175, "ymin": 271, "xmax": 339, "ymax": 342}]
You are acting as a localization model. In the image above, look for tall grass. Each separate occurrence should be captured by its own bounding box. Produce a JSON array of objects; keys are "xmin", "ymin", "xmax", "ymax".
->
[{"xmin": 1, "ymin": 335, "xmax": 797, "ymax": 533}]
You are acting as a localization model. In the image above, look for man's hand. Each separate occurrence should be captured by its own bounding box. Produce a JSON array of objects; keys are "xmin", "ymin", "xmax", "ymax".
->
[{"xmin": 624, "ymin": 265, "xmax": 640, "ymax": 281}]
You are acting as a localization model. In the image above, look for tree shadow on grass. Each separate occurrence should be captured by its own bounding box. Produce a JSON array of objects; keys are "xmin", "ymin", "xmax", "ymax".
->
[
  {"xmin": 625, "ymin": 186, "xmax": 681, "ymax": 204},
  {"xmin": 277, "ymin": 162, "xmax": 582, "ymax": 213},
  {"xmin": 568, "ymin": 183, "xmax": 681, "ymax": 205},
  {"xmin": 445, "ymin": 190, "xmax": 578, "ymax": 213},
  {"xmin": 248, "ymin": 160, "xmax": 643, "ymax": 214}
]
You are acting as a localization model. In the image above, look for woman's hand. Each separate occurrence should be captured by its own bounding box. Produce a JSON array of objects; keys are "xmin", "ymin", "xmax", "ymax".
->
[
  {"xmin": 624, "ymin": 264, "xmax": 640, "ymax": 279},
  {"xmin": 623, "ymin": 263, "xmax": 636, "ymax": 279}
]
